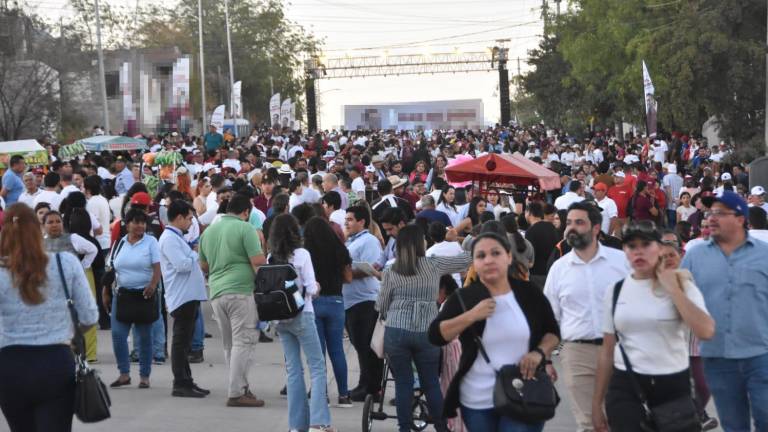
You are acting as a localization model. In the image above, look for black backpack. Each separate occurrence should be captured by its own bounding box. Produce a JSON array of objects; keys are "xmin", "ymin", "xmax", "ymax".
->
[{"xmin": 253, "ymin": 256, "xmax": 305, "ymax": 321}]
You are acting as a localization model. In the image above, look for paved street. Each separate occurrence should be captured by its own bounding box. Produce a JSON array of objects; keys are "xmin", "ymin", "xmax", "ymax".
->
[{"xmin": 1, "ymin": 303, "xmax": 720, "ymax": 432}]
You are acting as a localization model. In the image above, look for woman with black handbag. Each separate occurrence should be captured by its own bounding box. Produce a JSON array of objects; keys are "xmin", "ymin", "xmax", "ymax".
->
[
  {"xmin": 0, "ymin": 204, "xmax": 99, "ymax": 432},
  {"xmin": 428, "ymin": 232, "xmax": 561, "ymax": 431},
  {"xmin": 103, "ymin": 208, "xmax": 161, "ymax": 390},
  {"xmin": 592, "ymin": 221, "xmax": 715, "ymax": 432}
]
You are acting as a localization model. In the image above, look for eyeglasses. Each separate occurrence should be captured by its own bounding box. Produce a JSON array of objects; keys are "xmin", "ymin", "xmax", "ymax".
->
[{"xmin": 704, "ymin": 210, "xmax": 737, "ymax": 218}]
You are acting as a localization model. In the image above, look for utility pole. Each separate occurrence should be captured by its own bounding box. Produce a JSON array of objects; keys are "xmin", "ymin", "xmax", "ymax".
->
[
  {"xmin": 268, "ymin": 55, "xmax": 274, "ymax": 96},
  {"xmin": 494, "ymin": 39, "xmax": 511, "ymax": 126},
  {"xmin": 94, "ymin": 0, "xmax": 109, "ymax": 133},
  {"xmin": 224, "ymin": 0, "xmax": 237, "ymax": 137},
  {"xmin": 197, "ymin": 0, "xmax": 207, "ymax": 131}
]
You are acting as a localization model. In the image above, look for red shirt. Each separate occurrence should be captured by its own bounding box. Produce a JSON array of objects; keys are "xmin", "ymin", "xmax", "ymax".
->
[
  {"xmin": 253, "ymin": 194, "xmax": 272, "ymax": 214},
  {"xmin": 608, "ymin": 182, "xmax": 634, "ymax": 218}
]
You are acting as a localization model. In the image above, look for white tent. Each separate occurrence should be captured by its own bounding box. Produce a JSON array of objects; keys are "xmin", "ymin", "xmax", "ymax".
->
[{"xmin": 0, "ymin": 139, "xmax": 49, "ymax": 168}]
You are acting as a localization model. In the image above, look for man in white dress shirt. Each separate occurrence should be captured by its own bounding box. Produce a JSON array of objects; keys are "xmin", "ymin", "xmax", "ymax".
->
[
  {"xmin": 554, "ymin": 180, "xmax": 585, "ymax": 211},
  {"xmin": 544, "ymin": 202, "xmax": 630, "ymax": 431}
]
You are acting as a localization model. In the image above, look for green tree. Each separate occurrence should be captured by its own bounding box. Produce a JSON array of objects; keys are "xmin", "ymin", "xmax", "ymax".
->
[{"xmin": 134, "ymin": 0, "xmax": 319, "ymax": 124}]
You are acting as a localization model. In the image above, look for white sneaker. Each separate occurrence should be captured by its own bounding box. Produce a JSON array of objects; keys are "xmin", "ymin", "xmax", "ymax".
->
[{"xmin": 309, "ymin": 426, "xmax": 337, "ymax": 432}]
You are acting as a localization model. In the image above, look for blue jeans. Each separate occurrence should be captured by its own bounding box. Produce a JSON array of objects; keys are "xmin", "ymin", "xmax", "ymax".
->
[
  {"xmin": 111, "ymin": 296, "xmax": 152, "ymax": 378},
  {"xmin": 277, "ymin": 312, "xmax": 332, "ymax": 430},
  {"xmin": 132, "ymin": 294, "xmax": 166, "ymax": 359},
  {"xmin": 703, "ymin": 353, "xmax": 768, "ymax": 432},
  {"xmin": 191, "ymin": 302, "xmax": 205, "ymax": 352},
  {"xmin": 384, "ymin": 327, "xmax": 447, "ymax": 432},
  {"xmin": 460, "ymin": 405, "xmax": 545, "ymax": 432},
  {"xmin": 667, "ymin": 209, "xmax": 677, "ymax": 228},
  {"xmin": 313, "ymin": 295, "xmax": 348, "ymax": 397}
]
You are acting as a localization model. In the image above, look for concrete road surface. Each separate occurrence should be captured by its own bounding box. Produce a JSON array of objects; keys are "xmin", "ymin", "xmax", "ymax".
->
[{"xmin": 0, "ymin": 302, "xmax": 721, "ymax": 432}]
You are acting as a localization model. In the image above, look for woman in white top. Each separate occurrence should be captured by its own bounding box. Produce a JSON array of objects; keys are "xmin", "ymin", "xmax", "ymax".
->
[
  {"xmin": 437, "ymin": 186, "xmax": 462, "ymax": 228},
  {"xmin": 592, "ymin": 221, "xmax": 715, "ymax": 432},
  {"xmin": 269, "ymin": 214, "xmax": 337, "ymax": 432}
]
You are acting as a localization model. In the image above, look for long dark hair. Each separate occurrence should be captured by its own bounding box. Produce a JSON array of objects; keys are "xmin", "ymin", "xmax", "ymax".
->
[
  {"xmin": 303, "ymin": 217, "xmax": 350, "ymax": 272},
  {"xmin": 467, "ymin": 196, "xmax": 486, "ymax": 226},
  {"xmin": 67, "ymin": 208, "xmax": 93, "ymax": 238},
  {"xmin": 392, "ymin": 224, "xmax": 426, "ymax": 276},
  {"xmin": 438, "ymin": 185, "xmax": 456, "ymax": 211},
  {"xmin": 268, "ymin": 214, "xmax": 302, "ymax": 262}
]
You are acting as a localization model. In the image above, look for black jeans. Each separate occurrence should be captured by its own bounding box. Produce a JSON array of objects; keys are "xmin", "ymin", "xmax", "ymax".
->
[
  {"xmin": 93, "ymin": 248, "xmax": 110, "ymax": 328},
  {"xmin": 345, "ymin": 300, "xmax": 384, "ymax": 394},
  {"xmin": 170, "ymin": 300, "xmax": 199, "ymax": 389},
  {"xmin": 606, "ymin": 368, "xmax": 697, "ymax": 432},
  {"xmin": 0, "ymin": 345, "xmax": 75, "ymax": 432}
]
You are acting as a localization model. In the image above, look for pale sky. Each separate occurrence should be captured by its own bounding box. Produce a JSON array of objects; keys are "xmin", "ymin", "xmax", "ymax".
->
[{"xmin": 30, "ymin": 0, "xmax": 545, "ymax": 129}]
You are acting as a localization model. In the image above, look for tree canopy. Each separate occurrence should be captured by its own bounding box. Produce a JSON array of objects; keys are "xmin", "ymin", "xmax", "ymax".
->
[{"xmin": 520, "ymin": 0, "xmax": 766, "ymax": 148}]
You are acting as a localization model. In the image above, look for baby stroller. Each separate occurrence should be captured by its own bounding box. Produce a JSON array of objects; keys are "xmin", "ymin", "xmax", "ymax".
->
[{"xmin": 361, "ymin": 357, "xmax": 432, "ymax": 432}]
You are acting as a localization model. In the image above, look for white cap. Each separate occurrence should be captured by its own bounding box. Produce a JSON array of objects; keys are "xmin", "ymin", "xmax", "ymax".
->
[
  {"xmin": 613, "ymin": 171, "xmax": 626, "ymax": 178},
  {"xmin": 721, "ymin": 172, "xmax": 732, "ymax": 181},
  {"xmin": 365, "ymin": 165, "xmax": 375, "ymax": 173},
  {"xmin": 751, "ymin": 185, "xmax": 766, "ymax": 196},
  {"xmin": 667, "ymin": 164, "xmax": 677, "ymax": 174}
]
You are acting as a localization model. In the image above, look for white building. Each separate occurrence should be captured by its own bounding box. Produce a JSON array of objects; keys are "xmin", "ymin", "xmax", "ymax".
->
[{"xmin": 343, "ymin": 99, "xmax": 484, "ymax": 130}]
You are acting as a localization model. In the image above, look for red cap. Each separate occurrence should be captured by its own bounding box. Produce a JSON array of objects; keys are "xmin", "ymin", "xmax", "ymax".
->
[
  {"xmin": 130, "ymin": 192, "xmax": 151, "ymax": 206},
  {"xmin": 593, "ymin": 182, "xmax": 608, "ymax": 192}
]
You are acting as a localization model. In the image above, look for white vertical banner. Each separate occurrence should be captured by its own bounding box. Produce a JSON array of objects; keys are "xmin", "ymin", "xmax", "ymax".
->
[
  {"xmin": 232, "ymin": 80, "xmax": 242, "ymax": 117},
  {"xmin": 642, "ymin": 60, "xmax": 658, "ymax": 139},
  {"xmin": 120, "ymin": 62, "xmax": 134, "ymax": 126},
  {"xmin": 211, "ymin": 104, "xmax": 226, "ymax": 133},
  {"xmin": 171, "ymin": 56, "xmax": 191, "ymax": 131},
  {"xmin": 269, "ymin": 93, "xmax": 281, "ymax": 127},
  {"xmin": 290, "ymin": 102, "xmax": 296, "ymax": 123},
  {"xmin": 280, "ymin": 98, "xmax": 291, "ymax": 128}
]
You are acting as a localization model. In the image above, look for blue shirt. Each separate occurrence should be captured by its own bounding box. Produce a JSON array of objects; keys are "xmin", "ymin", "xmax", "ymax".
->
[
  {"xmin": 2, "ymin": 170, "xmax": 23, "ymax": 206},
  {"xmin": 416, "ymin": 209, "xmax": 453, "ymax": 227},
  {"xmin": 114, "ymin": 167, "xmax": 134, "ymax": 195},
  {"xmin": 681, "ymin": 235, "xmax": 768, "ymax": 359},
  {"xmin": 343, "ymin": 230, "xmax": 382, "ymax": 310},
  {"xmin": 159, "ymin": 227, "xmax": 207, "ymax": 312},
  {"xmin": 204, "ymin": 132, "xmax": 224, "ymax": 152},
  {"xmin": 0, "ymin": 252, "xmax": 98, "ymax": 348},
  {"xmin": 114, "ymin": 234, "xmax": 160, "ymax": 290}
]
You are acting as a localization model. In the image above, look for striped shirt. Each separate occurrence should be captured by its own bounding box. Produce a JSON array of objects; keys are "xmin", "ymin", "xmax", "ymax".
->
[{"xmin": 376, "ymin": 253, "xmax": 471, "ymax": 332}]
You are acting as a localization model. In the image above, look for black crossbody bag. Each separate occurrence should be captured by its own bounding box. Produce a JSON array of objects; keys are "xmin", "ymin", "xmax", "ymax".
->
[
  {"xmin": 456, "ymin": 291, "xmax": 559, "ymax": 423},
  {"xmin": 56, "ymin": 253, "xmax": 112, "ymax": 423},
  {"xmin": 611, "ymin": 280, "xmax": 700, "ymax": 432}
]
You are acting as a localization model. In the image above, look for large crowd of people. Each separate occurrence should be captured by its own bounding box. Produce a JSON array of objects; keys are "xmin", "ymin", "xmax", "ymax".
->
[{"xmin": 1, "ymin": 123, "xmax": 767, "ymax": 432}]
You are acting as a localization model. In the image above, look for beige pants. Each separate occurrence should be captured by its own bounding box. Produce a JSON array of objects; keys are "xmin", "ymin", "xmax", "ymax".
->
[
  {"xmin": 560, "ymin": 342, "xmax": 600, "ymax": 432},
  {"xmin": 211, "ymin": 294, "xmax": 260, "ymax": 398}
]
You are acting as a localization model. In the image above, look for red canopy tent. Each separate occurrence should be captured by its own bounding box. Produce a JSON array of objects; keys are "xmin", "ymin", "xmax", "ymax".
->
[{"xmin": 445, "ymin": 153, "xmax": 561, "ymax": 191}]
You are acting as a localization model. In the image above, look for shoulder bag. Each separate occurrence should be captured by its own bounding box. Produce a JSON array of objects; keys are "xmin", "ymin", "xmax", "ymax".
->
[
  {"xmin": 56, "ymin": 253, "xmax": 112, "ymax": 423},
  {"xmin": 456, "ymin": 290, "xmax": 559, "ymax": 423},
  {"xmin": 611, "ymin": 280, "xmax": 700, "ymax": 432}
]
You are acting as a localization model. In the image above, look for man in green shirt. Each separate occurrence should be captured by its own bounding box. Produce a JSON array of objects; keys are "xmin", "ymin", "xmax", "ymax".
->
[{"xmin": 199, "ymin": 193, "xmax": 266, "ymax": 407}]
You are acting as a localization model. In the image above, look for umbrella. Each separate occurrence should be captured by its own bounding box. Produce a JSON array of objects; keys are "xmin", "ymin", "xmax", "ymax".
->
[
  {"xmin": 0, "ymin": 139, "xmax": 49, "ymax": 169},
  {"xmin": 445, "ymin": 152, "xmax": 561, "ymax": 191},
  {"xmin": 75, "ymin": 135, "xmax": 148, "ymax": 152}
]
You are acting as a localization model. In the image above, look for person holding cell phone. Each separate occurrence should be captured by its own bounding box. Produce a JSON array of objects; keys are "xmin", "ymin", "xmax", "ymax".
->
[{"xmin": 592, "ymin": 221, "xmax": 714, "ymax": 431}]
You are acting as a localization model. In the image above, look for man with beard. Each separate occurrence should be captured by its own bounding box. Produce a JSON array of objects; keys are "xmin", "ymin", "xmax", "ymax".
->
[{"xmin": 544, "ymin": 201, "xmax": 630, "ymax": 431}]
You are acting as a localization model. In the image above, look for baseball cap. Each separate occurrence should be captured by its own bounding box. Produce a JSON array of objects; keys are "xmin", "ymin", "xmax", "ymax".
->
[
  {"xmin": 720, "ymin": 172, "xmax": 732, "ymax": 181},
  {"xmin": 130, "ymin": 192, "xmax": 151, "ymax": 206},
  {"xmin": 593, "ymin": 182, "xmax": 608, "ymax": 192},
  {"xmin": 751, "ymin": 185, "xmax": 766, "ymax": 196},
  {"xmin": 613, "ymin": 171, "xmax": 625, "ymax": 178},
  {"xmin": 702, "ymin": 190, "xmax": 749, "ymax": 217},
  {"xmin": 621, "ymin": 220, "xmax": 662, "ymax": 244}
]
